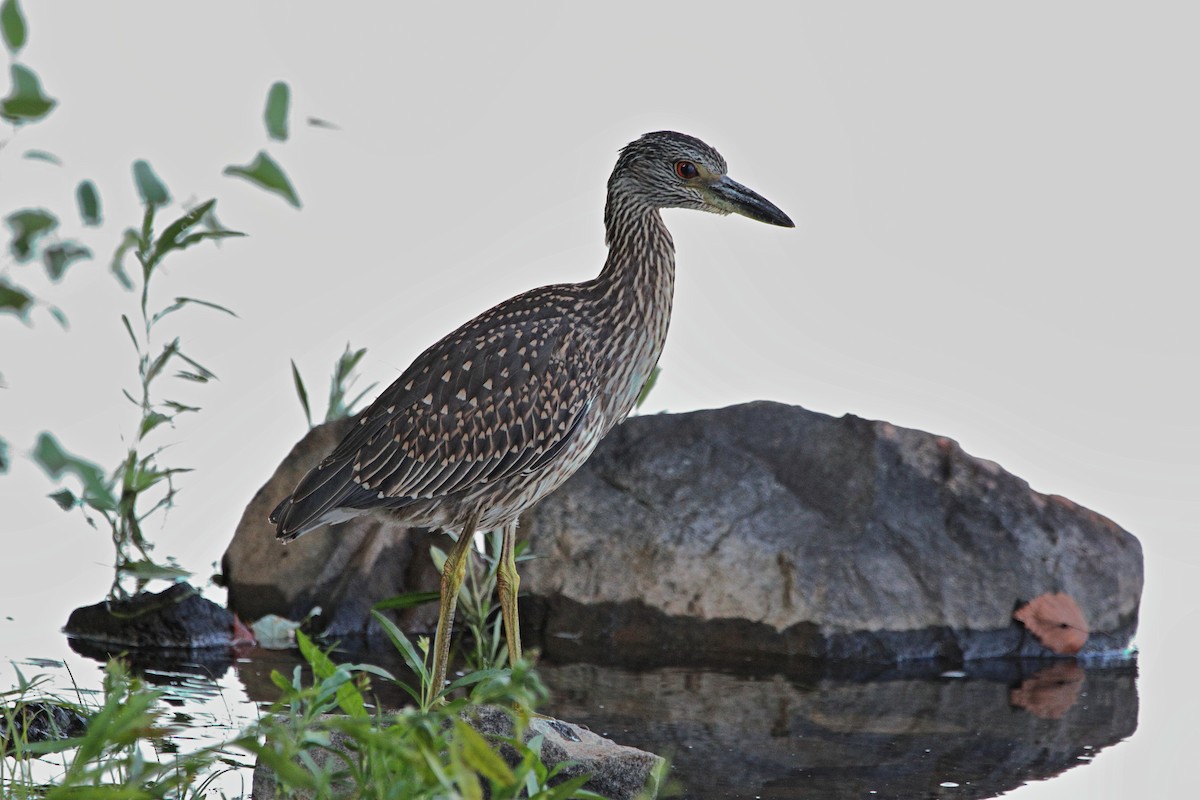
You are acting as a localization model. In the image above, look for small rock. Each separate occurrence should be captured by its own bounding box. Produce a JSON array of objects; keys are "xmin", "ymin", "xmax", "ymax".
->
[
  {"xmin": 0, "ymin": 701, "xmax": 89, "ymax": 752},
  {"xmin": 250, "ymin": 707, "xmax": 662, "ymax": 800},
  {"xmin": 469, "ymin": 705, "xmax": 663, "ymax": 799},
  {"xmin": 65, "ymin": 582, "xmax": 238, "ymax": 651}
]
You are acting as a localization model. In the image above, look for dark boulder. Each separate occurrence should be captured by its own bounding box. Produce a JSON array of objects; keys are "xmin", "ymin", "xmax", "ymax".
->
[
  {"xmin": 521, "ymin": 401, "xmax": 1142, "ymax": 661},
  {"xmin": 65, "ymin": 582, "xmax": 241, "ymax": 654},
  {"xmin": 222, "ymin": 402, "xmax": 1142, "ymax": 663},
  {"xmin": 0, "ymin": 701, "xmax": 89, "ymax": 753}
]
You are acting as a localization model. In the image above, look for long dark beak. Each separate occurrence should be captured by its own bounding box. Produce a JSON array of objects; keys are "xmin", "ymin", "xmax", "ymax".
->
[{"xmin": 705, "ymin": 175, "xmax": 794, "ymax": 227}]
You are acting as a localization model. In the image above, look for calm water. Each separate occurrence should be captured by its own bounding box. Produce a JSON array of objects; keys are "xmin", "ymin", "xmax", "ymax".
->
[{"xmin": 2, "ymin": 625, "xmax": 1138, "ymax": 800}]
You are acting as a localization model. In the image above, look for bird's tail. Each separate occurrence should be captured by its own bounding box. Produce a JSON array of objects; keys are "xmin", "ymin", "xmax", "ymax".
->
[{"xmin": 270, "ymin": 459, "xmax": 359, "ymax": 541}]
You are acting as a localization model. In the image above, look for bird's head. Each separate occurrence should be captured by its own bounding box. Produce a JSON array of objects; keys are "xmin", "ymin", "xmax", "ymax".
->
[{"xmin": 607, "ymin": 131, "xmax": 794, "ymax": 228}]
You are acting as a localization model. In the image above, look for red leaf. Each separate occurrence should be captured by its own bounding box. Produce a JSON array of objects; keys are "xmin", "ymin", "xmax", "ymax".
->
[
  {"xmin": 231, "ymin": 614, "xmax": 258, "ymax": 650},
  {"xmin": 1013, "ymin": 592, "xmax": 1089, "ymax": 655}
]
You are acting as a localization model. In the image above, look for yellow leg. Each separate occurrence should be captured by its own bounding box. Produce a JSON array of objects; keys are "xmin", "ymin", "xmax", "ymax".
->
[
  {"xmin": 496, "ymin": 520, "xmax": 523, "ymax": 667},
  {"xmin": 427, "ymin": 510, "xmax": 480, "ymax": 707}
]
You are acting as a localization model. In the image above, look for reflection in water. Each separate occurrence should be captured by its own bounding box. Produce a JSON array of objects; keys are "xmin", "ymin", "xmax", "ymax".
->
[
  {"xmin": 43, "ymin": 639, "xmax": 1137, "ymax": 800},
  {"xmin": 534, "ymin": 658, "xmax": 1138, "ymax": 800}
]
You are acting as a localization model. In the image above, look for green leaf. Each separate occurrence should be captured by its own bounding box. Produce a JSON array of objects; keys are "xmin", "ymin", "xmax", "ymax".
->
[
  {"xmin": 0, "ymin": 278, "xmax": 33, "ymax": 321},
  {"xmin": 0, "ymin": 63, "xmax": 56, "ymax": 124},
  {"xmin": 144, "ymin": 338, "xmax": 180, "ymax": 384},
  {"xmin": 372, "ymin": 591, "xmax": 440, "ymax": 611},
  {"xmin": 152, "ymin": 199, "xmax": 215, "ymax": 263},
  {"xmin": 296, "ymin": 630, "xmax": 367, "ymax": 718},
  {"xmin": 132, "ymin": 159, "xmax": 170, "ymax": 208},
  {"xmin": 111, "ymin": 229, "xmax": 140, "ymax": 290},
  {"xmin": 291, "ymin": 360, "xmax": 313, "ymax": 428},
  {"xmin": 370, "ymin": 610, "xmax": 429, "ymax": 682},
  {"xmin": 31, "ymin": 432, "xmax": 117, "ymax": 510},
  {"xmin": 172, "ymin": 228, "xmax": 244, "ymax": 251},
  {"xmin": 456, "ymin": 720, "xmax": 515, "ymax": 784},
  {"xmin": 145, "ymin": 199, "xmax": 245, "ymax": 273},
  {"xmin": 76, "ymin": 180, "xmax": 102, "ymax": 226},
  {"xmin": 174, "ymin": 349, "xmax": 216, "ymax": 381},
  {"xmin": 120, "ymin": 558, "xmax": 191, "ymax": 582},
  {"xmin": 446, "ymin": 667, "xmax": 504, "ymax": 694},
  {"xmin": 224, "ymin": 150, "xmax": 301, "ymax": 208},
  {"xmin": 151, "ymin": 296, "xmax": 238, "ymax": 325},
  {"xmin": 120, "ymin": 313, "xmax": 140, "ymax": 353},
  {"xmin": 42, "ymin": 241, "xmax": 91, "ymax": 281},
  {"xmin": 635, "ymin": 365, "xmax": 661, "ymax": 410},
  {"xmin": 306, "ymin": 116, "xmax": 339, "ymax": 130},
  {"xmin": 139, "ymin": 412, "xmax": 172, "ymax": 438},
  {"xmin": 23, "ymin": 149, "xmax": 60, "ymax": 165},
  {"xmin": 47, "ymin": 305, "xmax": 67, "ymax": 328},
  {"xmin": 48, "ymin": 488, "xmax": 76, "ymax": 510},
  {"xmin": 5, "ymin": 207, "xmax": 57, "ymax": 262},
  {"xmin": 124, "ymin": 464, "xmax": 186, "ymax": 493},
  {"xmin": 336, "ymin": 345, "xmax": 367, "ymax": 383},
  {"xmin": 163, "ymin": 400, "xmax": 200, "ymax": 414},
  {"xmin": 1, "ymin": 0, "xmax": 26, "ymax": 53},
  {"xmin": 264, "ymin": 80, "xmax": 290, "ymax": 141},
  {"xmin": 0, "ymin": 436, "xmax": 9, "ymax": 473}
]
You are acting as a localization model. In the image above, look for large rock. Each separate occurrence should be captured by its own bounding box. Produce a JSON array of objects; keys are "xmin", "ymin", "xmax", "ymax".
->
[
  {"xmin": 65, "ymin": 582, "xmax": 241, "ymax": 651},
  {"xmin": 222, "ymin": 402, "xmax": 1142, "ymax": 661}
]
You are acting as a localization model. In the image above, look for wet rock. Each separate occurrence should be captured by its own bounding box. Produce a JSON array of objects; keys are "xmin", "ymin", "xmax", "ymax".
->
[
  {"xmin": 521, "ymin": 401, "xmax": 1141, "ymax": 661},
  {"xmin": 470, "ymin": 705, "xmax": 663, "ymax": 799},
  {"xmin": 250, "ymin": 707, "xmax": 661, "ymax": 800},
  {"xmin": 65, "ymin": 582, "xmax": 239, "ymax": 652},
  {"xmin": 223, "ymin": 402, "xmax": 1143, "ymax": 661},
  {"xmin": 0, "ymin": 701, "xmax": 89, "ymax": 752}
]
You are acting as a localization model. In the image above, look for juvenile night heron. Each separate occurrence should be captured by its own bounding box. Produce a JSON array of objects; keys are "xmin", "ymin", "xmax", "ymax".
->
[{"xmin": 271, "ymin": 131, "xmax": 793, "ymax": 704}]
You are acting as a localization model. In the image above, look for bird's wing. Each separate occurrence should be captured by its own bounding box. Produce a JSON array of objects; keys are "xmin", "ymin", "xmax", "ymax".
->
[{"xmin": 275, "ymin": 294, "xmax": 593, "ymax": 538}]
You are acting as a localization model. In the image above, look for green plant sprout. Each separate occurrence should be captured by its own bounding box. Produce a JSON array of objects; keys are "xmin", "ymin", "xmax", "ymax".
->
[
  {"xmin": 5, "ymin": 60, "xmax": 311, "ymax": 597},
  {"xmin": 291, "ymin": 343, "xmax": 378, "ymax": 429},
  {"xmin": 374, "ymin": 527, "xmax": 536, "ymax": 702},
  {"xmin": 33, "ymin": 189, "xmax": 244, "ymax": 600}
]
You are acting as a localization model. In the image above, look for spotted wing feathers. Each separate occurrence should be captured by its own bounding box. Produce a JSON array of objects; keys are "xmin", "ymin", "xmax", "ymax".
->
[{"xmin": 273, "ymin": 289, "xmax": 593, "ymax": 540}]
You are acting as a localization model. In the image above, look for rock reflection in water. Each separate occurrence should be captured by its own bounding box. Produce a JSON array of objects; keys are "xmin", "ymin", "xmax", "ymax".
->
[
  {"xmin": 535, "ymin": 658, "xmax": 1137, "ymax": 800},
  {"xmin": 64, "ymin": 635, "xmax": 1137, "ymax": 799}
]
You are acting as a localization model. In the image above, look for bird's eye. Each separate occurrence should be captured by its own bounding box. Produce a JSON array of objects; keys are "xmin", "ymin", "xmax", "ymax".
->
[{"xmin": 674, "ymin": 160, "xmax": 699, "ymax": 180}]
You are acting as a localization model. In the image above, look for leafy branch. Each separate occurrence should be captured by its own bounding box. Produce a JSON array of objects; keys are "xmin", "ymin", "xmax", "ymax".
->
[{"xmin": 33, "ymin": 189, "xmax": 244, "ymax": 599}]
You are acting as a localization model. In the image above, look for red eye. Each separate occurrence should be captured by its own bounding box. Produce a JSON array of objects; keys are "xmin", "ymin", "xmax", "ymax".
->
[{"xmin": 674, "ymin": 160, "xmax": 699, "ymax": 180}]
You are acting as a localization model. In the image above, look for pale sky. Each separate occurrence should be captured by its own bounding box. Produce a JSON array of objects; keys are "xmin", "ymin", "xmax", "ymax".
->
[{"xmin": 1, "ymin": 3, "xmax": 1197, "ymax": 797}]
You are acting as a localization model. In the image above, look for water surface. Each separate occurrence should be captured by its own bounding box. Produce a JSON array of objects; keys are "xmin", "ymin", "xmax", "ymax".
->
[{"xmin": 3, "ymin": 630, "xmax": 1137, "ymax": 799}]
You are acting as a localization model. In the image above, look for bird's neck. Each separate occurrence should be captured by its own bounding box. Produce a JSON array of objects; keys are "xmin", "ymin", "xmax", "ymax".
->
[
  {"xmin": 587, "ymin": 194, "xmax": 676, "ymax": 421},
  {"xmin": 597, "ymin": 195, "xmax": 676, "ymax": 294}
]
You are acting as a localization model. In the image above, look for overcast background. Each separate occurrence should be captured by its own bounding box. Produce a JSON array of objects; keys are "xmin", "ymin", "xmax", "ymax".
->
[{"xmin": 1, "ymin": 2, "xmax": 1196, "ymax": 797}]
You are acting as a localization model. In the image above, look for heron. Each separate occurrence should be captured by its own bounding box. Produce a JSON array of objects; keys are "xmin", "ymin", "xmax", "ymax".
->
[{"xmin": 270, "ymin": 131, "xmax": 793, "ymax": 705}]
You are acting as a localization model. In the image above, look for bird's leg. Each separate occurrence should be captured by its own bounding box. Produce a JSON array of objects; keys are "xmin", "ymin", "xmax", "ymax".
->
[
  {"xmin": 427, "ymin": 510, "xmax": 480, "ymax": 707},
  {"xmin": 496, "ymin": 520, "xmax": 522, "ymax": 667}
]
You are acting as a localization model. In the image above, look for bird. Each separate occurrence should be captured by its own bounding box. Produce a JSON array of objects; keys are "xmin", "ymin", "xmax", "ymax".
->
[{"xmin": 270, "ymin": 131, "xmax": 793, "ymax": 705}]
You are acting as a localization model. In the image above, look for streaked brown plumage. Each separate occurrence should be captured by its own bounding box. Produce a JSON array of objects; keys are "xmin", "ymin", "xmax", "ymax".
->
[{"xmin": 271, "ymin": 131, "xmax": 793, "ymax": 704}]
